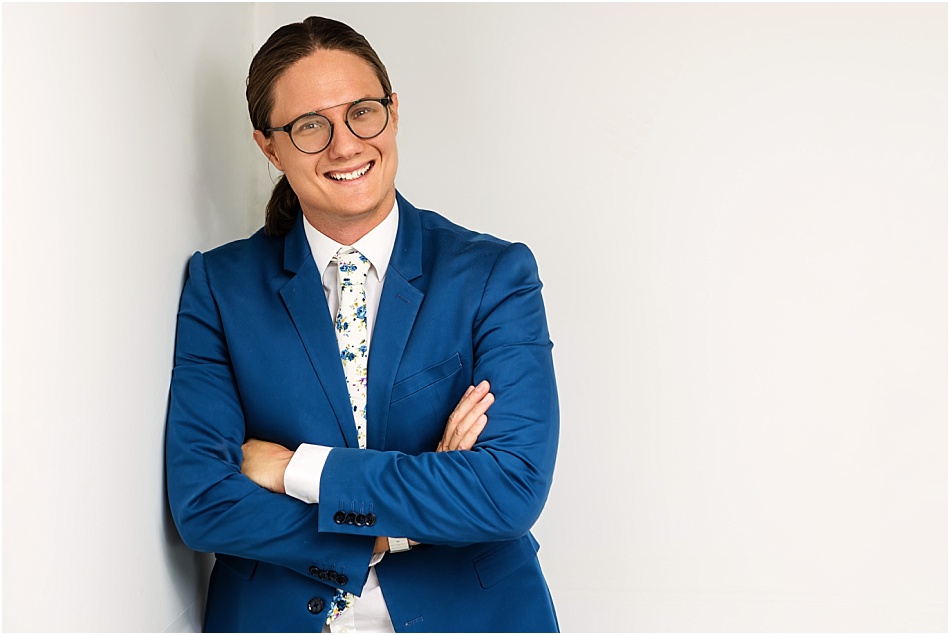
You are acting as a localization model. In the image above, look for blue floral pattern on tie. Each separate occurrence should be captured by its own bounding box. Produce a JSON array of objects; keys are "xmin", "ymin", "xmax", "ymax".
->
[
  {"xmin": 328, "ymin": 247, "xmax": 371, "ymax": 624},
  {"xmin": 326, "ymin": 588, "xmax": 353, "ymax": 625},
  {"xmin": 333, "ymin": 248, "xmax": 370, "ymax": 449}
]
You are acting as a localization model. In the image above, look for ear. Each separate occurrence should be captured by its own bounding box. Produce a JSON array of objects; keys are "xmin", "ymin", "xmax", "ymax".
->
[
  {"xmin": 253, "ymin": 129, "xmax": 285, "ymax": 172},
  {"xmin": 389, "ymin": 92, "xmax": 399, "ymax": 134}
]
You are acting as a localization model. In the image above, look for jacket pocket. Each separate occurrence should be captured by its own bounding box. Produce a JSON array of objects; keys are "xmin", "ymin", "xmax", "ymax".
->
[
  {"xmin": 214, "ymin": 553, "xmax": 260, "ymax": 580},
  {"xmin": 391, "ymin": 353, "xmax": 462, "ymax": 403},
  {"xmin": 472, "ymin": 534, "xmax": 540, "ymax": 589}
]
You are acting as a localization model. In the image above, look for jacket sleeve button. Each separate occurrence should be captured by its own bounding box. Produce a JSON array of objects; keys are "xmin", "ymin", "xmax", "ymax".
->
[
  {"xmin": 333, "ymin": 511, "xmax": 347, "ymax": 524},
  {"xmin": 355, "ymin": 514, "xmax": 366, "ymax": 527},
  {"xmin": 345, "ymin": 512, "xmax": 356, "ymax": 525},
  {"xmin": 336, "ymin": 574, "xmax": 349, "ymax": 586},
  {"xmin": 366, "ymin": 513, "xmax": 377, "ymax": 527},
  {"xmin": 308, "ymin": 566, "xmax": 321, "ymax": 577},
  {"xmin": 307, "ymin": 597, "xmax": 325, "ymax": 615}
]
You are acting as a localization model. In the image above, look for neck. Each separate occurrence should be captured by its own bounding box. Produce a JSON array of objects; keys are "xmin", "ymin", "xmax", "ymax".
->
[{"xmin": 301, "ymin": 196, "xmax": 394, "ymax": 245}]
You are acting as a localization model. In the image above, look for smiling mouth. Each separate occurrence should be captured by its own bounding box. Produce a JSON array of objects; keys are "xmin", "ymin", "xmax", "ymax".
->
[{"xmin": 326, "ymin": 162, "xmax": 373, "ymax": 182}]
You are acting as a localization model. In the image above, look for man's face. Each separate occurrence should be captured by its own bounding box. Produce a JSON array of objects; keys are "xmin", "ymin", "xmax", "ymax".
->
[{"xmin": 255, "ymin": 49, "xmax": 399, "ymax": 238}]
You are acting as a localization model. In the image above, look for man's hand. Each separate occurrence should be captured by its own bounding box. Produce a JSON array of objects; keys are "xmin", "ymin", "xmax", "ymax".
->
[
  {"xmin": 241, "ymin": 438, "xmax": 294, "ymax": 494},
  {"xmin": 436, "ymin": 380, "xmax": 493, "ymax": 452}
]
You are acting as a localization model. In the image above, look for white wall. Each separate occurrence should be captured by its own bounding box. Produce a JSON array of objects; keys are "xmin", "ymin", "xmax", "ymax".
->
[
  {"xmin": 4, "ymin": 3, "xmax": 946, "ymax": 632},
  {"xmin": 259, "ymin": 4, "xmax": 947, "ymax": 630},
  {"xmin": 3, "ymin": 4, "xmax": 263, "ymax": 631}
]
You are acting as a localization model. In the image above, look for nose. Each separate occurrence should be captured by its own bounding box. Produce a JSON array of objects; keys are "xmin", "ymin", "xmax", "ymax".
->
[{"xmin": 325, "ymin": 118, "xmax": 363, "ymax": 160}]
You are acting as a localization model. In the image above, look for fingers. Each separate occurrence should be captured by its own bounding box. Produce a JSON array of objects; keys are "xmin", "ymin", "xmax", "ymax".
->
[
  {"xmin": 455, "ymin": 413, "xmax": 487, "ymax": 451},
  {"xmin": 438, "ymin": 380, "xmax": 493, "ymax": 452},
  {"xmin": 440, "ymin": 382, "xmax": 489, "ymax": 451}
]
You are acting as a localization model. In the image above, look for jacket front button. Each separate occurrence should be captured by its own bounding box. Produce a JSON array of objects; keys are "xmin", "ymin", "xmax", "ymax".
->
[
  {"xmin": 307, "ymin": 597, "xmax": 325, "ymax": 615},
  {"xmin": 333, "ymin": 511, "xmax": 346, "ymax": 524}
]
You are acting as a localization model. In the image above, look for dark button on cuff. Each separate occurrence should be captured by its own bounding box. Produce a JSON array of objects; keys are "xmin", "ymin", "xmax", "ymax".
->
[
  {"xmin": 345, "ymin": 512, "xmax": 356, "ymax": 525},
  {"xmin": 307, "ymin": 597, "xmax": 325, "ymax": 615},
  {"xmin": 333, "ymin": 511, "xmax": 346, "ymax": 524},
  {"xmin": 318, "ymin": 569, "xmax": 331, "ymax": 581},
  {"xmin": 336, "ymin": 574, "xmax": 349, "ymax": 586},
  {"xmin": 355, "ymin": 513, "xmax": 367, "ymax": 527},
  {"xmin": 366, "ymin": 513, "xmax": 377, "ymax": 527},
  {"xmin": 308, "ymin": 566, "xmax": 321, "ymax": 577}
]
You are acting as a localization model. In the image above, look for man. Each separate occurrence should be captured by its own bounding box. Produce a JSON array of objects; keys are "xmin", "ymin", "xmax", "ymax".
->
[{"xmin": 165, "ymin": 16, "xmax": 559, "ymax": 632}]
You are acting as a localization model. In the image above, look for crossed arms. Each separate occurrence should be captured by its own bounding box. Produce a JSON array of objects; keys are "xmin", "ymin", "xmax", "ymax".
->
[
  {"xmin": 240, "ymin": 380, "xmax": 495, "ymax": 553},
  {"xmin": 165, "ymin": 240, "xmax": 558, "ymax": 594}
]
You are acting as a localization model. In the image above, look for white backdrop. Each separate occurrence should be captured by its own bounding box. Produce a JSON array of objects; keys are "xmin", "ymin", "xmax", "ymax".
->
[{"xmin": 3, "ymin": 3, "xmax": 946, "ymax": 632}]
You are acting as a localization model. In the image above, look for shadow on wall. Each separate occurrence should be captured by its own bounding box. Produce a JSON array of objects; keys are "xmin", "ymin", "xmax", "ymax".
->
[
  {"xmin": 162, "ymin": 483, "xmax": 213, "ymax": 632},
  {"xmin": 189, "ymin": 35, "xmax": 264, "ymax": 250},
  {"xmin": 162, "ymin": 281, "xmax": 212, "ymax": 631},
  {"xmin": 159, "ymin": 35, "xmax": 259, "ymax": 633}
]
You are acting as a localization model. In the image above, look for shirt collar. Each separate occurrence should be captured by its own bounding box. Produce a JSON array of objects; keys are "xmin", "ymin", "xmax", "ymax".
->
[{"xmin": 302, "ymin": 197, "xmax": 399, "ymax": 283}]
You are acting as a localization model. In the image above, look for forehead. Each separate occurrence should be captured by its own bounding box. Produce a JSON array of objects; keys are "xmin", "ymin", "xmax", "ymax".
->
[{"xmin": 271, "ymin": 49, "xmax": 383, "ymax": 121}]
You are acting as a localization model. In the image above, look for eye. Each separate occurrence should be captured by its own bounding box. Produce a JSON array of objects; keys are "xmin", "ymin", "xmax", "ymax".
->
[
  {"xmin": 350, "ymin": 101, "xmax": 385, "ymax": 120},
  {"xmin": 293, "ymin": 116, "xmax": 327, "ymax": 135}
]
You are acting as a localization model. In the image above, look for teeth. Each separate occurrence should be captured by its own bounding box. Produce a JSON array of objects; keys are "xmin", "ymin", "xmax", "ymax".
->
[{"xmin": 329, "ymin": 163, "xmax": 372, "ymax": 181}]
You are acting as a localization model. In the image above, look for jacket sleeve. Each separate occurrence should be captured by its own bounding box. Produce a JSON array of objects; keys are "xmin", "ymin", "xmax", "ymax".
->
[
  {"xmin": 316, "ymin": 242, "xmax": 560, "ymax": 546},
  {"xmin": 165, "ymin": 251, "xmax": 375, "ymax": 595}
]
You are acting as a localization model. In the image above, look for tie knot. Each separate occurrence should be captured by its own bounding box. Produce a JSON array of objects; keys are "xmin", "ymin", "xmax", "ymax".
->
[{"xmin": 334, "ymin": 247, "xmax": 370, "ymax": 277}]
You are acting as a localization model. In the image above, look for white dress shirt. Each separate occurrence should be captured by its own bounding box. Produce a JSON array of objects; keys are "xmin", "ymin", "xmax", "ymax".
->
[{"xmin": 283, "ymin": 200, "xmax": 399, "ymax": 633}]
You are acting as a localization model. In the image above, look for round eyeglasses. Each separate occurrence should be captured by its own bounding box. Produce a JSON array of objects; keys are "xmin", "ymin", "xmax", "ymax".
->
[{"xmin": 263, "ymin": 96, "xmax": 392, "ymax": 154}]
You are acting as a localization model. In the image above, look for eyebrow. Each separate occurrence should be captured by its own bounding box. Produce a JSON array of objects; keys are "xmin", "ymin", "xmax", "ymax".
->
[{"xmin": 292, "ymin": 95, "xmax": 382, "ymax": 120}]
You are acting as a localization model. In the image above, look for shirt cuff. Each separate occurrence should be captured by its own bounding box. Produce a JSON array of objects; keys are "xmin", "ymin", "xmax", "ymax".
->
[{"xmin": 283, "ymin": 443, "xmax": 332, "ymax": 504}]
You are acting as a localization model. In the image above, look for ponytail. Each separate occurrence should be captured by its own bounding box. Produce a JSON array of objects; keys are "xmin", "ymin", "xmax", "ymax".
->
[{"xmin": 264, "ymin": 174, "xmax": 300, "ymax": 237}]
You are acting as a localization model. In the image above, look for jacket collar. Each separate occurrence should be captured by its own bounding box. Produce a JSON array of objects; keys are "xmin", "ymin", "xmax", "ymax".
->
[
  {"xmin": 389, "ymin": 191, "xmax": 423, "ymax": 282},
  {"xmin": 282, "ymin": 191, "xmax": 422, "ymax": 281}
]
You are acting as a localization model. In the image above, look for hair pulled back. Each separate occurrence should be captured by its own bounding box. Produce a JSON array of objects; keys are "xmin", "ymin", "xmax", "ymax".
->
[{"xmin": 247, "ymin": 17, "xmax": 393, "ymax": 236}]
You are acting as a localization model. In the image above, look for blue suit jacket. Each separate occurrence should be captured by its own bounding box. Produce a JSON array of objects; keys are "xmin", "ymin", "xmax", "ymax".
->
[{"xmin": 166, "ymin": 193, "xmax": 560, "ymax": 632}]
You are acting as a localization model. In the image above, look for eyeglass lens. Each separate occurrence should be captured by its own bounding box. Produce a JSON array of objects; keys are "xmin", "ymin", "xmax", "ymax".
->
[{"xmin": 290, "ymin": 100, "xmax": 389, "ymax": 153}]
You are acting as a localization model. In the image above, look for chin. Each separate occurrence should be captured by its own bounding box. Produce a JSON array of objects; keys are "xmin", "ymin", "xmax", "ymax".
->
[{"xmin": 325, "ymin": 196, "xmax": 388, "ymax": 222}]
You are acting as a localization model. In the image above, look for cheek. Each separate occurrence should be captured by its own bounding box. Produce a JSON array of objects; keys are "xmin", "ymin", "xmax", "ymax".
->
[
  {"xmin": 383, "ymin": 139, "xmax": 399, "ymax": 169},
  {"xmin": 282, "ymin": 160, "xmax": 324, "ymax": 194}
]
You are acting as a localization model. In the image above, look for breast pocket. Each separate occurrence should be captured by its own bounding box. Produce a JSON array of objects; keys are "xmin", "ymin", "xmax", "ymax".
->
[
  {"xmin": 386, "ymin": 353, "xmax": 465, "ymax": 453},
  {"xmin": 390, "ymin": 353, "xmax": 462, "ymax": 403}
]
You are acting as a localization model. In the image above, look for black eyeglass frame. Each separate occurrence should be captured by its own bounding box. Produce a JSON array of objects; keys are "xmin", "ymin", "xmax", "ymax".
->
[{"xmin": 262, "ymin": 96, "xmax": 393, "ymax": 155}]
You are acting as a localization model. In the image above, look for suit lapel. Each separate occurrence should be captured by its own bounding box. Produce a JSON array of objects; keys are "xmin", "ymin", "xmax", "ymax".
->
[
  {"xmin": 278, "ymin": 213, "xmax": 359, "ymax": 449},
  {"xmin": 367, "ymin": 193, "xmax": 424, "ymax": 450}
]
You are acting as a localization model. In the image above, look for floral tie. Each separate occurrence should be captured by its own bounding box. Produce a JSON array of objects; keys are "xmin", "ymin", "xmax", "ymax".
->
[
  {"xmin": 333, "ymin": 247, "xmax": 370, "ymax": 449},
  {"xmin": 327, "ymin": 247, "xmax": 371, "ymax": 624}
]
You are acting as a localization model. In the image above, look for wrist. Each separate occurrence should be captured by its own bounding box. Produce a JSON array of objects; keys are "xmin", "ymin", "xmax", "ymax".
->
[{"xmin": 276, "ymin": 451, "xmax": 292, "ymax": 494}]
